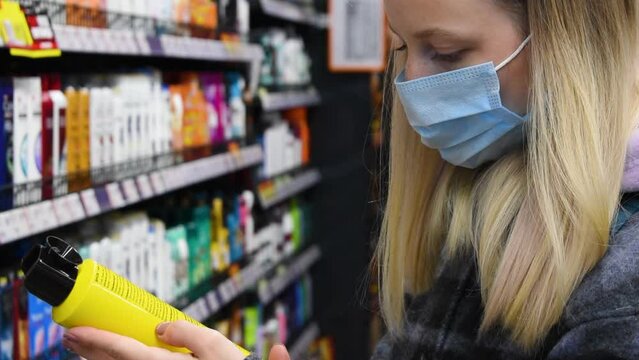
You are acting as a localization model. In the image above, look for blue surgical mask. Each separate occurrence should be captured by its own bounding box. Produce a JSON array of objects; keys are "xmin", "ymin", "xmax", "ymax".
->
[{"xmin": 394, "ymin": 36, "xmax": 531, "ymax": 169}]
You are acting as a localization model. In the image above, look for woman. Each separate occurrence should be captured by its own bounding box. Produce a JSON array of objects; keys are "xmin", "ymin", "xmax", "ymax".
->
[{"xmin": 62, "ymin": 0, "xmax": 639, "ymax": 359}]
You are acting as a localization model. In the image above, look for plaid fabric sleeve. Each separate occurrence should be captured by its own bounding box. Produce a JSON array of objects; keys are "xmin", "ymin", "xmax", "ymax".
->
[{"xmin": 546, "ymin": 315, "xmax": 639, "ymax": 359}]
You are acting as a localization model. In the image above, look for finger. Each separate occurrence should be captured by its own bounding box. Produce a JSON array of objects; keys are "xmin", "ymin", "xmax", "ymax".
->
[
  {"xmin": 269, "ymin": 345, "xmax": 291, "ymax": 360},
  {"xmin": 156, "ymin": 320, "xmax": 245, "ymax": 359},
  {"xmin": 66, "ymin": 327, "xmax": 192, "ymax": 360},
  {"xmin": 65, "ymin": 327, "xmax": 153, "ymax": 360}
]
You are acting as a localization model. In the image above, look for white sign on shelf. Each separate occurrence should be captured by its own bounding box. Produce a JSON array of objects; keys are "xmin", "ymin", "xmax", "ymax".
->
[
  {"xmin": 135, "ymin": 31, "xmax": 151, "ymax": 55},
  {"xmin": 106, "ymin": 183, "xmax": 126, "ymax": 209},
  {"xmin": 121, "ymin": 179, "xmax": 140, "ymax": 204},
  {"xmin": 35, "ymin": 201, "xmax": 58, "ymax": 232},
  {"xmin": 136, "ymin": 174, "xmax": 154, "ymax": 199},
  {"xmin": 206, "ymin": 291, "xmax": 220, "ymax": 313},
  {"xmin": 67, "ymin": 193, "xmax": 86, "ymax": 221},
  {"xmin": 0, "ymin": 211, "xmax": 15, "ymax": 243},
  {"xmin": 26, "ymin": 205, "xmax": 45, "ymax": 235},
  {"xmin": 81, "ymin": 189, "xmax": 101, "ymax": 217},
  {"xmin": 53, "ymin": 196, "xmax": 73, "ymax": 225},
  {"xmin": 150, "ymin": 171, "xmax": 166, "ymax": 195},
  {"xmin": 11, "ymin": 209, "xmax": 30, "ymax": 241}
]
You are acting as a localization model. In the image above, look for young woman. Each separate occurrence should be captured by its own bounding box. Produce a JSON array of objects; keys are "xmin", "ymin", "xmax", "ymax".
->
[{"xmin": 61, "ymin": 0, "xmax": 639, "ymax": 359}]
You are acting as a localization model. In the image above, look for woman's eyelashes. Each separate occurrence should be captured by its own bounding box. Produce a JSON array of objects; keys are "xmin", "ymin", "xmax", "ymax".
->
[
  {"xmin": 395, "ymin": 43, "xmax": 464, "ymax": 65},
  {"xmin": 431, "ymin": 50, "xmax": 463, "ymax": 63}
]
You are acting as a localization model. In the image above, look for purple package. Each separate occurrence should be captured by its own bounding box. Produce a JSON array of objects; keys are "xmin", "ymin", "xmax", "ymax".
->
[{"xmin": 200, "ymin": 73, "xmax": 229, "ymax": 145}]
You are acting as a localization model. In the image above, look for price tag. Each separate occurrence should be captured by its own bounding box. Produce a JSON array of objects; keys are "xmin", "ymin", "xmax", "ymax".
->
[
  {"xmin": 63, "ymin": 26, "xmax": 78, "ymax": 51},
  {"xmin": 206, "ymin": 292, "xmax": 219, "ymax": 313},
  {"xmin": 159, "ymin": 169, "xmax": 172, "ymax": 192},
  {"xmin": 122, "ymin": 30, "xmax": 137, "ymax": 54},
  {"xmin": 183, "ymin": 304, "xmax": 197, "ymax": 319},
  {"xmin": 150, "ymin": 171, "xmax": 165, "ymax": 194},
  {"xmin": 1, "ymin": 210, "xmax": 20, "ymax": 242},
  {"xmin": 26, "ymin": 205, "xmax": 45, "ymax": 234},
  {"xmin": 0, "ymin": 211, "xmax": 13, "ymax": 244},
  {"xmin": 106, "ymin": 183, "xmax": 126, "ymax": 209},
  {"xmin": 52, "ymin": 24, "xmax": 69, "ymax": 50},
  {"xmin": 136, "ymin": 174, "xmax": 154, "ymax": 199},
  {"xmin": 66, "ymin": 193, "xmax": 86, "ymax": 221},
  {"xmin": 169, "ymin": 166, "xmax": 183, "ymax": 190},
  {"xmin": 42, "ymin": 201, "xmax": 59, "ymax": 230},
  {"xmin": 100, "ymin": 29, "xmax": 113, "ymax": 53},
  {"xmin": 214, "ymin": 155, "xmax": 229, "ymax": 178},
  {"xmin": 53, "ymin": 196, "xmax": 73, "ymax": 225},
  {"xmin": 111, "ymin": 30, "xmax": 125, "ymax": 54},
  {"xmin": 89, "ymin": 28, "xmax": 103, "ymax": 52},
  {"xmin": 135, "ymin": 31, "xmax": 151, "ymax": 55},
  {"xmin": 229, "ymin": 280, "xmax": 239, "ymax": 298},
  {"xmin": 218, "ymin": 281, "xmax": 230, "ymax": 303},
  {"xmin": 77, "ymin": 27, "xmax": 93, "ymax": 52},
  {"xmin": 121, "ymin": 179, "xmax": 140, "ymax": 204},
  {"xmin": 11, "ymin": 209, "xmax": 30, "ymax": 240},
  {"xmin": 81, "ymin": 189, "xmax": 101, "ymax": 217},
  {"xmin": 193, "ymin": 299, "xmax": 206, "ymax": 321},
  {"xmin": 179, "ymin": 163, "xmax": 192, "ymax": 186}
]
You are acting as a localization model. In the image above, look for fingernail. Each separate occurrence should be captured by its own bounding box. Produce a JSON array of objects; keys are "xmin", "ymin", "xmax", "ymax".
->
[
  {"xmin": 62, "ymin": 332, "xmax": 78, "ymax": 350},
  {"xmin": 156, "ymin": 322, "xmax": 170, "ymax": 335}
]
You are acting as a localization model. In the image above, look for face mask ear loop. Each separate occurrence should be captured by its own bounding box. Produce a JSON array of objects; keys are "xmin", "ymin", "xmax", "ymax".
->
[{"xmin": 495, "ymin": 35, "xmax": 531, "ymax": 71}]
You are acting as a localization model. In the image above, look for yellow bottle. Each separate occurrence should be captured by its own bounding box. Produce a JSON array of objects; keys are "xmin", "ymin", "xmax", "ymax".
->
[{"xmin": 21, "ymin": 237, "xmax": 250, "ymax": 356}]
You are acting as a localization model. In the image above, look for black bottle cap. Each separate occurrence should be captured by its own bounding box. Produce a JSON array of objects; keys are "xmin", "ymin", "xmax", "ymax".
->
[{"xmin": 21, "ymin": 236, "xmax": 83, "ymax": 306}]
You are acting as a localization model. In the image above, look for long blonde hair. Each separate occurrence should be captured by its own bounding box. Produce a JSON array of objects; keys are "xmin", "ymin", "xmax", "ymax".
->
[{"xmin": 377, "ymin": 0, "xmax": 639, "ymax": 349}]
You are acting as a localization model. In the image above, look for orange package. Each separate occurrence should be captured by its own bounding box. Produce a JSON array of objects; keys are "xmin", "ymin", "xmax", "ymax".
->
[{"xmin": 283, "ymin": 107, "xmax": 311, "ymax": 164}]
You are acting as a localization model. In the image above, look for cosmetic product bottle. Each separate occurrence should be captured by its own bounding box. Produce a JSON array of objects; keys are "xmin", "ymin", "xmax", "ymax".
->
[{"xmin": 21, "ymin": 237, "xmax": 250, "ymax": 356}]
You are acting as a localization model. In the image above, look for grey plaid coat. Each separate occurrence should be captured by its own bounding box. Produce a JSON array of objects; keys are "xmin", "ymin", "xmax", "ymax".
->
[{"xmin": 371, "ymin": 196, "xmax": 639, "ymax": 360}]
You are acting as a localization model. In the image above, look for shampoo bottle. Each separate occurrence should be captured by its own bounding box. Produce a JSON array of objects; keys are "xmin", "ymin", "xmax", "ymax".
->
[{"xmin": 21, "ymin": 237, "xmax": 250, "ymax": 356}]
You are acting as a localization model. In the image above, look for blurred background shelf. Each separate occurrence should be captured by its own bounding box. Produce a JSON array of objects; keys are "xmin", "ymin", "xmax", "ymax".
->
[
  {"xmin": 259, "ymin": 87, "xmax": 321, "ymax": 112},
  {"xmin": 258, "ymin": 0, "xmax": 328, "ymax": 28},
  {"xmin": 257, "ymin": 169, "xmax": 321, "ymax": 209},
  {"xmin": 0, "ymin": 145, "xmax": 263, "ymax": 246}
]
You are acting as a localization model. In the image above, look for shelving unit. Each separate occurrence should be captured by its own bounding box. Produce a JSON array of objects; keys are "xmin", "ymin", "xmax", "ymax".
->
[
  {"xmin": 0, "ymin": 1, "xmax": 341, "ymax": 358},
  {"xmin": 258, "ymin": 245, "xmax": 321, "ymax": 304},
  {"xmin": 289, "ymin": 322, "xmax": 321, "ymax": 360},
  {"xmin": 0, "ymin": 145, "xmax": 263, "ymax": 245},
  {"xmin": 259, "ymin": 87, "xmax": 321, "ymax": 112},
  {"xmin": 257, "ymin": 168, "xmax": 321, "ymax": 209},
  {"xmin": 47, "ymin": 25, "xmax": 264, "ymax": 94},
  {"xmin": 184, "ymin": 244, "xmax": 321, "ymax": 322},
  {"xmin": 259, "ymin": 0, "xmax": 328, "ymax": 28}
]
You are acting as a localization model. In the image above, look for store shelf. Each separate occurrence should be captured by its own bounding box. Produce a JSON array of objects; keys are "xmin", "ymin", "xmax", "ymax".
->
[
  {"xmin": 259, "ymin": 87, "xmax": 321, "ymax": 112},
  {"xmin": 183, "ymin": 244, "xmax": 321, "ymax": 322},
  {"xmin": 14, "ymin": 25, "xmax": 264, "ymax": 94},
  {"xmin": 52, "ymin": 25, "xmax": 259, "ymax": 61},
  {"xmin": 288, "ymin": 322, "xmax": 321, "ymax": 360},
  {"xmin": 258, "ymin": 168, "xmax": 321, "ymax": 209},
  {"xmin": 258, "ymin": 245, "xmax": 321, "ymax": 304},
  {"xmin": 0, "ymin": 145, "xmax": 263, "ymax": 246},
  {"xmin": 259, "ymin": 0, "xmax": 329, "ymax": 28}
]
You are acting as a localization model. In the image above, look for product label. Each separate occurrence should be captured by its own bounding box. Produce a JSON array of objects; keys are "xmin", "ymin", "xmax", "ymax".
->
[
  {"xmin": 0, "ymin": 282, "xmax": 13, "ymax": 360},
  {"xmin": 93, "ymin": 263, "xmax": 200, "ymax": 325}
]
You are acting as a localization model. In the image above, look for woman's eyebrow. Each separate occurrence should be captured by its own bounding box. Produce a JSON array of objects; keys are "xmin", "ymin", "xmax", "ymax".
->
[
  {"xmin": 388, "ymin": 22, "xmax": 469, "ymax": 45},
  {"xmin": 414, "ymin": 28, "xmax": 467, "ymax": 42}
]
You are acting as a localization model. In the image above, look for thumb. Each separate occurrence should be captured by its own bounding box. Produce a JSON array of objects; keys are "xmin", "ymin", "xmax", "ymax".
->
[
  {"xmin": 269, "ymin": 344, "xmax": 291, "ymax": 360},
  {"xmin": 156, "ymin": 320, "xmax": 245, "ymax": 359}
]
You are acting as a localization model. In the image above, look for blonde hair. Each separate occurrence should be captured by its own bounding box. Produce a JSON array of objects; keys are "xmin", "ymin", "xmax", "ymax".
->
[{"xmin": 377, "ymin": 0, "xmax": 639, "ymax": 349}]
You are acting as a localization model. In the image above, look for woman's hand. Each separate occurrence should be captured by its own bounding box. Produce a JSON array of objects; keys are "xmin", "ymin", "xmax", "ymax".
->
[{"xmin": 62, "ymin": 320, "xmax": 291, "ymax": 360}]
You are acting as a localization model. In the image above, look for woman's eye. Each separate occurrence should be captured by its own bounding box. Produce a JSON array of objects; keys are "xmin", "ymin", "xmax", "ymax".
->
[
  {"xmin": 431, "ymin": 51, "xmax": 462, "ymax": 63},
  {"xmin": 395, "ymin": 43, "xmax": 407, "ymax": 52}
]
